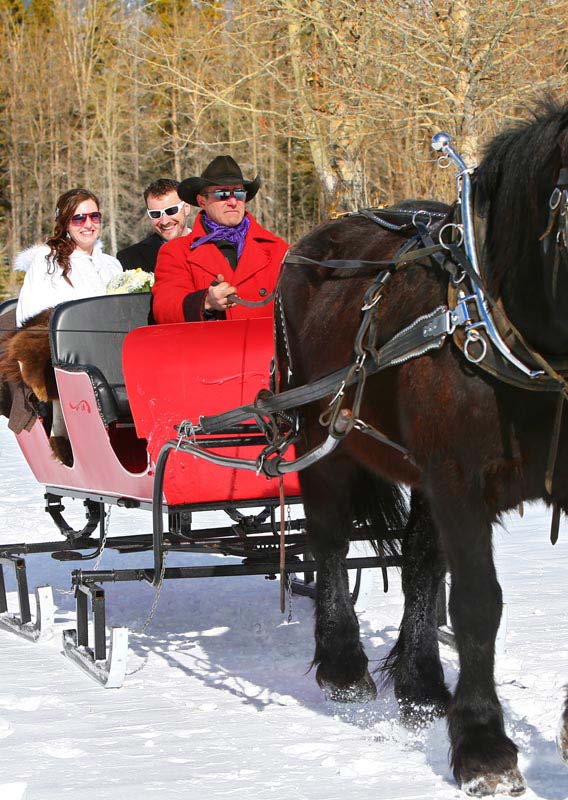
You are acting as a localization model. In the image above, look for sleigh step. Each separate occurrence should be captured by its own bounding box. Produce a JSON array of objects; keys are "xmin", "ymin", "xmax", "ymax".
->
[{"xmin": 62, "ymin": 627, "xmax": 128, "ymax": 688}]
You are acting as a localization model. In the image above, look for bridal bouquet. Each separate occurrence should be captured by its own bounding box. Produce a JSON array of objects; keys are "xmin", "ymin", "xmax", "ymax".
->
[{"xmin": 106, "ymin": 268, "xmax": 155, "ymax": 294}]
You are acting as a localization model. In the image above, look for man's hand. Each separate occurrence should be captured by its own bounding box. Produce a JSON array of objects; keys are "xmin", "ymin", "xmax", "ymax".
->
[{"xmin": 205, "ymin": 274, "xmax": 238, "ymax": 311}]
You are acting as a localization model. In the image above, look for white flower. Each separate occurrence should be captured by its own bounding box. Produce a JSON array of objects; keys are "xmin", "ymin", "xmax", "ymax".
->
[{"xmin": 106, "ymin": 268, "xmax": 155, "ymax": 294}]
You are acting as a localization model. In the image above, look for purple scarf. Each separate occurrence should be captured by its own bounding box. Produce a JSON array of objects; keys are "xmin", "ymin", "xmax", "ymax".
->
[{"xmin": 190, "ymin": 214, "xmax": 251, "ymax": 260}]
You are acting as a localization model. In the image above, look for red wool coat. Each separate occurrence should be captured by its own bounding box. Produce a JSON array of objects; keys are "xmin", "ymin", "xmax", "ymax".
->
[{"xmin": 152, "ymin": 213, "xmax": 288, "ymax": 323}]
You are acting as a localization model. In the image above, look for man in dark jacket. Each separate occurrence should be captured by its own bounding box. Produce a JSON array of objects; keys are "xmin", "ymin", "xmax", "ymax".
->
[
  {"xmin": 117, "ymin": 179, "xmax": 190, "ymax": 272},
  {"xmin": 152, "ymin": 157, "xmax": 288, "ymax": 323}
]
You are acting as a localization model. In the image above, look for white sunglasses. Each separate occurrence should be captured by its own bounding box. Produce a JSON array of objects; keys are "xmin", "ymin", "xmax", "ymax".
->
[{"xmin": 147, "ymin": 202, "xmax": 185, "ymax": 220}]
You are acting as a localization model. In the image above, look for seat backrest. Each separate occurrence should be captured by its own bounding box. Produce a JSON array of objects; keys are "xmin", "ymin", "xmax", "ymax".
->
[
  {"xmin": 0, "ymin": 298, "xmax": 18, "ymax": 319},
  {"xmin": 50, "ymin": 293, "xmax": 153, "ymax": 424},
  {"xmin": 0, "ymin": 299, "xmax": 17, "ymax": 343}
]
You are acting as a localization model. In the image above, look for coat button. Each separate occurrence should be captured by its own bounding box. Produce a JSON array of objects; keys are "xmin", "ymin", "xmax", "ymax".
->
[{"xmin": 259, "ymin": 288, "xmax": 267, "ymax": 297}]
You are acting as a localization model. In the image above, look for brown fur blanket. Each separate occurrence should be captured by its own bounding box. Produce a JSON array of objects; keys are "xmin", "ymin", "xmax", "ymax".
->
[
  {"xmin": 0, "ymin": 309, "xmax": 57, "ymax": 402},
  {"xmin": 0, "ymin": 308, "xmax": 74, "ymax": 465}
]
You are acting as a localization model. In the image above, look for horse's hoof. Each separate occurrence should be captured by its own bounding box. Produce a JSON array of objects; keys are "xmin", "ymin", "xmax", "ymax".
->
[
  {"xmin": 399, "ymin": 699, "xmax": 448, "ymax": 729},
  {"xmin": 461, "ymin": 767, "xmax": 526, "ymax": 797},
  {"xmin": 323, "ymin": 671, "xmax": 377, "ymax": 703}
]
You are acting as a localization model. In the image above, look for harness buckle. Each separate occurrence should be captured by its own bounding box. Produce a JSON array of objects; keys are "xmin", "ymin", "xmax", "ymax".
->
[
  {"xmin": 456, "ymin": 166, "xmax": 477, "ymax": 178},
  {"xmin": 176, "ymin": 420, "xmax": 199, "ymax": 448},
  {"xmin": 361, "ymin": 291, "xmax": 382, "ymax": 312},
  {"xmin": 353, "ymin": 352, "xmax": 367, "ymax": 372},
  {"xmin": 448, "ymin": 299, "xmax": 471, "ymax": 333},
  {"xmin": 328, "ymin": 380, "xmax": 346, "ymax": 408}
]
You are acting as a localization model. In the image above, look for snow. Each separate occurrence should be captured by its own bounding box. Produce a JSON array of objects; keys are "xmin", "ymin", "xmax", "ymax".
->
[{"xmin": 2, "ymin": 417, "xmax": 568, "ymax": 799}]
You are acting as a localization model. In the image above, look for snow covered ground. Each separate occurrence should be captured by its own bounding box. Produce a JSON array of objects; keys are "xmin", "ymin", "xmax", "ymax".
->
[{"xmin": 2, "ymin": 418, "xmax": 568, "ymax": 800}]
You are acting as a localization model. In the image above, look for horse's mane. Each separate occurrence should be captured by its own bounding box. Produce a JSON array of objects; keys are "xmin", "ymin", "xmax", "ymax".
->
[{"xmin": 476, "ymin": 98, "xmax": 568, "ymax": 294}]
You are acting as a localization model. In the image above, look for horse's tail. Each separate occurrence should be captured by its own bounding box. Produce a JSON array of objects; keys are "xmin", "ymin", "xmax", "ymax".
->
[{"xmin": 350, "ymin": 466, "xmax": 408, "ymax": 558}]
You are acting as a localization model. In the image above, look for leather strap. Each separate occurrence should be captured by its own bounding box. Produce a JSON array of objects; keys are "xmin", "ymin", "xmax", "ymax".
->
[
  {"xmin": 546, "ymin": 394, "xmax": 565, "ymax": 494},
  {"xmin": 284, "ymin": 243, "xmax": 445, "ymax": 272},
  {"xmin": 447, "ymin": 243, "xmax": 568, "ymax": 395},
  {"xmin": 198, "ymin": 305, "xmax": 453, "ymax": 434}
]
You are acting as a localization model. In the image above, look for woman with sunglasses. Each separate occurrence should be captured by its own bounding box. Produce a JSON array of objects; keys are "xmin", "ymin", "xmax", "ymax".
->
[{"xmin": 15, "ymin": 188, "xmax": 121, "ymax": 326}]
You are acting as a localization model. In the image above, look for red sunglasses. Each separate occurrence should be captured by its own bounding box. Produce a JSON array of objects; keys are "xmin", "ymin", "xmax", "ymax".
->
[{"xmin": 70, "ymin": 212, "xmax": 102, "ymax": 226}]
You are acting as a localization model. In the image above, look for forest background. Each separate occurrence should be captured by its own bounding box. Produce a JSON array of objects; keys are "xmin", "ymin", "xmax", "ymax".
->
[{"xmin": 0, "ymin": 0, "xmax": 567, "ymax": 298}]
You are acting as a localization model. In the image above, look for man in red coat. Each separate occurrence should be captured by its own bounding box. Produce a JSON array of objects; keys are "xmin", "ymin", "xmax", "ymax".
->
[{"xmin": 152, "ymin": 156, "xmax": 288, "ymax": 323}]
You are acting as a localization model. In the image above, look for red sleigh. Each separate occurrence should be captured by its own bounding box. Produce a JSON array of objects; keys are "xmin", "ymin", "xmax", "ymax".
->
[{"xmin": 0, "ymin": 294, "xmax": 400, "ymax": 687}]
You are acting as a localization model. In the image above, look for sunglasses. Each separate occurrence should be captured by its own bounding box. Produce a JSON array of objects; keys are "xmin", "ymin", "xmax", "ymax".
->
[
  {"xmin": 70, "ymin": 212, "xmax": 102, "ymax": 226},
  {"xmin": 147, "ymin": 202, "xmax": 185, "ymax": 220},
  {"xmin": 203, "ymin": 189, "xmax": 247, "ymax": 201}
]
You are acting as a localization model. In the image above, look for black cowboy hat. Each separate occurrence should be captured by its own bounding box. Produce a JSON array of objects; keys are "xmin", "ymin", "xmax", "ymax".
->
[{"xmin": 178, "ymin": 155, "xmax": 261, "ymax": 206}]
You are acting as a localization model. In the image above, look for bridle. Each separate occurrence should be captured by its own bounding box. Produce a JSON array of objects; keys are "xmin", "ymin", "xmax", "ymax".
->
[{"xmin": 541, "ymin": 166, "xmax": 568, "ymax": 300}]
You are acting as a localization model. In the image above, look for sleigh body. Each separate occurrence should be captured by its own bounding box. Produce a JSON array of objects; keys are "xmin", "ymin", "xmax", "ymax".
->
[{"xmin": 0, "ymin": 293, "xmax": 398, "ymax": 687}]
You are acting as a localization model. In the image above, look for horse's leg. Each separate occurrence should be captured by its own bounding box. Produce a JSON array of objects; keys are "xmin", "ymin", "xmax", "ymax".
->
[
  {"xmin": 301, "ymin": 457, "xmax": 377, "ymax": 702},
  {"xmin": 383, "ymin": 489, "xmax": 451, "ymax": 724},
  {"xmin": 548, "ymin": 518, "xmax": 568, "ymax": 765},
  {"xmin": 559, "ymin": 706, "xmax": 568, "ymax": 765},
  {"xmin": 427, "ymin": 476, "xmax": 525, "ymax": 796}
]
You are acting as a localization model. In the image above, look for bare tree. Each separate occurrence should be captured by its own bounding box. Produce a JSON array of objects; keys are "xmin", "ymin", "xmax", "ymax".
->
[{"xmin": 1, "ymin": 0, "xmax": 568, "ymax": 260}]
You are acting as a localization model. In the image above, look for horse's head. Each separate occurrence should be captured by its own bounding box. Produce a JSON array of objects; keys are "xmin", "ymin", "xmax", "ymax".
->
[{"xmin": 476, "ymin": 100, "xmax": 568, "ymax": 354}]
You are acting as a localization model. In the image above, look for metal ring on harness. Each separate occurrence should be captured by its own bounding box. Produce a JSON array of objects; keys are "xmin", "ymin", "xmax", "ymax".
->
[
  {"xmin": 550, "ymin": 187, "xmax": 562, "ymax": 210},
  {"xmin": 439, "ymin": 223, "xmax": 464, "ymax": 250},
  {"xmin": 437, "ymin": 155, "xmax": 452, "ymax": 169},
  {"xmin": 411, "ymin": 210, "xmax": 433, "ymax": 228},
  {"xmin": 464, "ymin": 329, "xmax": 488, "ymax": 363}
]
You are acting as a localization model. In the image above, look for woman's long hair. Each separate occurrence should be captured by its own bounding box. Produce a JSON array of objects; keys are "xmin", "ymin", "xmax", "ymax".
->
[{"xmin": 46, "ymin": 188, "xmax": 100, "ymax": 285}]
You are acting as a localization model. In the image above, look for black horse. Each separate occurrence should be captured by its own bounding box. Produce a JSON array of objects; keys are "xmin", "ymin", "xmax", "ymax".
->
[{"xmin": 277, "ymin": 100, "xmax": 568, "ymax": 795}]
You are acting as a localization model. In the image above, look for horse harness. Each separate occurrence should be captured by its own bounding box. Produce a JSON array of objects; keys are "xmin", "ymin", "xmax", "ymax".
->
[
  {"xmin": 178, "ymin": 186, "xmax": 568, "ymax": 539},
  {"xmin": 540, "ymin": 167, "xmax": 568, "ymax": 302}
]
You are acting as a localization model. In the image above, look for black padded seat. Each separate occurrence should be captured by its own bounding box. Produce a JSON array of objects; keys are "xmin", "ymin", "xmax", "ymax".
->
[
  {"xmin": 50, "ymin": 293, "xmax": 153, "ymax": 424},
  {"xmin": 0, "ymin": 298, "xmax": 18, "ymax": 320}
]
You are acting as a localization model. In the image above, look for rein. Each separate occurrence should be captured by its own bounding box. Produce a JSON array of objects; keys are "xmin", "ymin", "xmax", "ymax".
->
[
  {"xmin": 181, "ymin": 225, "xmax": 458, "ymax": 476},
  {"xmin": 227, "ymin": 208, "xmax": 447, "ymax": 308},
  {"xmin": 283, "ymin": 243, "xmax": 446, "ymax": 272}
]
